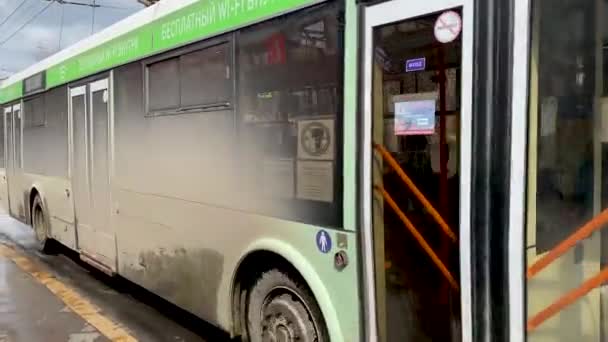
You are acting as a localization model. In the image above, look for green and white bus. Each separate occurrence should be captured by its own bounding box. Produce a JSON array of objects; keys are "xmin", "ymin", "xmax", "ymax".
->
[{"xmin": 1, "ymin": 0, "xmax": 607, "ymax": 340}]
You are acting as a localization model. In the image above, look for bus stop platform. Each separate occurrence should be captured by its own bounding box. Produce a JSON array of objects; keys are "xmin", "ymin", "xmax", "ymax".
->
[
  {"xmin": 0, "ymin": 252, "xmax": 111, "ymax": 342},
  {"xmin": 0, "ymin": 212, "xmax": 227, "ymax": 342}
]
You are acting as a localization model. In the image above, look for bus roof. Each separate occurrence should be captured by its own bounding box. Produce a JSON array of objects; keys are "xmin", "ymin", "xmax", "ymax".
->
[{"xmin": 0, "ymin": 0, "xmax": 319, "ymax": 104}]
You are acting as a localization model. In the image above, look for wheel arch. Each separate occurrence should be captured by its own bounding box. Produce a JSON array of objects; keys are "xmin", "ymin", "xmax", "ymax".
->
[
  {"xmin": 27, "ymin": 184, "xmax": 48, "ymax": 227},
  {"xmin": 230, "ymin": 238, "xmax": 343, "ymax": 341},
  {"xmin": 28, "ymin": 186, "xmax": 40, "ymax": 225}
]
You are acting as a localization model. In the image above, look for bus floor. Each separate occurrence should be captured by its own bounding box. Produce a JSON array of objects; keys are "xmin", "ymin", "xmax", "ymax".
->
[{"xmin": 0, "ymin": 211, "xmax": 230, "ymax": 342}]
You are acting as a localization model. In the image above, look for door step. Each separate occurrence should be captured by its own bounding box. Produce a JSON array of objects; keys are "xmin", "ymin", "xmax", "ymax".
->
[{"xmin": 80, "ymin": 251, "xmax": 115, "ymax": 276}]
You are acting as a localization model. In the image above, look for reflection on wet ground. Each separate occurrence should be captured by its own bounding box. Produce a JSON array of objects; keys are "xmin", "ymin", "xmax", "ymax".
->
[{"xmin": 0, "ymin": 212, "xmax": 229, "ymax": 342}]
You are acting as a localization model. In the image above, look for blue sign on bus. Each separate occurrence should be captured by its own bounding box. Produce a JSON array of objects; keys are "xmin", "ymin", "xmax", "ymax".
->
[
  {"xmin": 316, "ymin": 229, "xmax": 332, "ymax": 254},
  {"xmin": 405, "ymin": 58, "xmax": 426, "ymax": 72}
]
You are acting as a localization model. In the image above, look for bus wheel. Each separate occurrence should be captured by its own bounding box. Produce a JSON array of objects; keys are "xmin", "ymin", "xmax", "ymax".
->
[
  {"xmin": 247, "ymin": 269, "xmax": 328, "ymax": 342},
  {"xmin": 31, "ymin": 195, "xmax": 50, "ymax": 252}
]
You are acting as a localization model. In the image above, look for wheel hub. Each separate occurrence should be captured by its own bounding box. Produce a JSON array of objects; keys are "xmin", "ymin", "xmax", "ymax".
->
[{"xmin": 261, "ymin": 294, "xmax": 317, "ymax": 342}]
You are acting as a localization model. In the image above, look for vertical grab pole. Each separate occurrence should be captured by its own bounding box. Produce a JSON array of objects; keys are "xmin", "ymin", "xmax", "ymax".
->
[
  {"xmin": 438, "ymin": 45, "xmax": 449, "ymax": 219},
  {"xmin": 437, "ymin": 44, "xmax": 450, "ymax": 305}
]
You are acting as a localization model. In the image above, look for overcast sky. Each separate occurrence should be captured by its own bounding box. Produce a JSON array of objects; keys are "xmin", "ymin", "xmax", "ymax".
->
[{"xmin": 0, "ymin": 0, "xmax": 144, "ymax": 79}]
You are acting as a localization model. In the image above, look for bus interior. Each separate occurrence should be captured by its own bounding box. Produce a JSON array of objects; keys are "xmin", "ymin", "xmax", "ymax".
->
[{"xmin": 371, "ymin": 10, "xmax": 462, "ymax": 341}]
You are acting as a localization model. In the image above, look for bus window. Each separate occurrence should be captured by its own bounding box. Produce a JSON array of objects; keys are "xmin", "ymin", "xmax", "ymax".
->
[
  {"xmin": 146, "ymin": 42, "xmax": 232, "ymax": 115},
  {"xmin": 236, "ymin": 3, "xmax": 343, "ymax": 228},
  {"xmin": 148, "ymin": 57, "xmax": 180, "ymax": 112},
  {"xmin": 180, "ymin": 43, "xmax": 231, "ymax": 108},
  {"xmin": 526, "ymin": 0, "xmax": 608, "ymax": 340},
  {"xmin": 23, "ymin": 96, "xmax": 45, "ymax": 128}
]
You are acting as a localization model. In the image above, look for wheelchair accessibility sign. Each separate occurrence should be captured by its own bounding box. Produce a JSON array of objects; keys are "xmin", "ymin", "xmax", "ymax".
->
[{"xmin": 316, "ymin": 230, "xmax": 332, "ymax": 254}]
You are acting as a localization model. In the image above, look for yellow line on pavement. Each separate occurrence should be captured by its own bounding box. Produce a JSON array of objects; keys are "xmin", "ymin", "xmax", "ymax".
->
[{"xmin": 0, "ymin": 244, "xmax": 138, "ymax": 342}]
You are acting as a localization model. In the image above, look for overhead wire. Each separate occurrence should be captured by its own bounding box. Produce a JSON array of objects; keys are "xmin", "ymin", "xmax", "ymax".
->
[
  {"xmin": 0, "ymin": 0, "xmax": 28, "ymax": 28},
  {"xmin": 56, "ymin": 0, "xmax": 134, "ymax": 10},
  {"xmin": 1, "ymin": 0, "xmax": 142, "ymax": 53},
  {"xmin": 57, "ymin": 0, "xmax": 65, "ymax": 51},
  {"xmin": 0, "ymin": 0, "xmax": 55, "ymax": 47},
  {"xmin": 2, "ymin": 0, "xmax": 47, "ymax": 33},
  {"xmin": 91, "ymin": 0, "xmax": 96, "ymax": 34}
]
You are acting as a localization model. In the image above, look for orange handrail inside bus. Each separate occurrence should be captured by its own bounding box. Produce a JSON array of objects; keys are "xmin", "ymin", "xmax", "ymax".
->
[
  {"xmin": 527, "ymin": 266, "xmax": 608, "ymax": 332},
  {"xmin": 374, "ymin": 142, "xmax": 457, "ymax": 243},
  {"xmin": 375, "ymin": 185, "xmax": 459, "ymax": 292},
  {"xmin": 526, "ymin": 208, "xmax": 608, "ymax": 332},
  {"xmin": 527, "ymin": 208, "xmax": 608, "ymax": 279}
]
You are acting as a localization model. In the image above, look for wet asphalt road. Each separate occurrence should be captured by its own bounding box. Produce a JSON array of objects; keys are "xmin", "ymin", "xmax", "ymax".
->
[{"xmin": 0, "ymin": 211, "xmax": 231, "ymax": 342}]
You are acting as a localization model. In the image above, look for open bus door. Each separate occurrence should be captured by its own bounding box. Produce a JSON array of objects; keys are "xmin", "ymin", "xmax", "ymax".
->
[{"xmin": 361, "ymin": 0, "xmax": 473, "ymax": 341}]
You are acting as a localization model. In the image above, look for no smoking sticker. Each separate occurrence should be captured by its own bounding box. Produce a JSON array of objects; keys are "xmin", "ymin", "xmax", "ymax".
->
[{"xmin": 434, "ymin": 11, "xmax": 462, "ymax": 44}]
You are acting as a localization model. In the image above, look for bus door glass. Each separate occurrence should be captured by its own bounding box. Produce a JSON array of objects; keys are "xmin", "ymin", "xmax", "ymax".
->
[
  {"xmin": 69, "ymin": 79, "xmax": 116, "ymax": 271},
  {"xmin": 362, "ymin": 0, "xmax": 473, "ymax": 341},
  {"xmin": 5, "ymin": 103, "xmax": 23, "ymax": 219},
  {"xmin": 0, "ymin": 106, "xmax": 8, "ymax": 211},
  {"xmin": 3, "ymin": 106, "xmax": 12, "ymax": 214}
]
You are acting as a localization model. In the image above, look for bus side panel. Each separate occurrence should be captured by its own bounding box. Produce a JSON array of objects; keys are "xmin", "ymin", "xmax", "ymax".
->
[
  {"xmin": 113, "ymin": 61, "xmax": 236, "ymax": 324},
  {"xmin": 22, "ymin": 87, "xmax": 75, "ymax": 248},
  {"xmin": 114, "ymin": 191, "xmax": 360, "ymax": 342},
  {"xmin": 0, "ymin": 169, "xmax": 8, "ymax": 212},
  {"xmin": 112, "ymin": 57, "xmax": 360, "ymax": 340}
]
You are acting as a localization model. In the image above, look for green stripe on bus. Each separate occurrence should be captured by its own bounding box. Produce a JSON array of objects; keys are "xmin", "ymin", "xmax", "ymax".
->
[
  {"xmin": 46, "ymin": 27, "xmax": 152, "ymax": 89},
  {"xmin": 42, "ymin": 0, "xmax": 317, "ymax": 89},
  {"xmin": 0, "ymin": 81, "xmax": 22, "ymax": 104},
  {"xmin": 152, "ymin": 0, "xmax": 316, "ymax": 51}
]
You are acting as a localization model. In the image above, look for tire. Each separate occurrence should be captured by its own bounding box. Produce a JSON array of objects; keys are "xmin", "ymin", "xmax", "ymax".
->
[
  {"xmin": 246, "ymin": 269, "xmax": 329, "ymax": 342},
  {"xmin": 31, "ymin": 195, "xmax": 50, "ymax": 253}
]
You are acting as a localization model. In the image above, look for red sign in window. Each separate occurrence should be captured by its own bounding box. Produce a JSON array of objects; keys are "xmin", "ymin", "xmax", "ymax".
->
[{"xmin": 266, "ymin": 33, "xmax": 286, "ymax": 65}]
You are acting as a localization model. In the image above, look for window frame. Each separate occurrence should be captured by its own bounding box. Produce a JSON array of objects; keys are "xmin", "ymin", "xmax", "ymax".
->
[
  {"xmin": 23, "ymin": 94, "xmax": 47, "ymax": 129},
  {"xmin": 508, "ymin": 0, "xmax": 531, "ymax": 339},
  {"xmin": 143, "ymin": 35, "xmax": 234, "ymax": 117}
]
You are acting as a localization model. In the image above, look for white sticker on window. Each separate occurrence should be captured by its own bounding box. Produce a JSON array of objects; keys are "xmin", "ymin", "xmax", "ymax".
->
[
  {"xmin": 102, "ymin": 90, "xmax": 108, "ymax": 103},
  {"xmin": 296, "ymin": 160, "xmax": 334, "ymax": 202}
]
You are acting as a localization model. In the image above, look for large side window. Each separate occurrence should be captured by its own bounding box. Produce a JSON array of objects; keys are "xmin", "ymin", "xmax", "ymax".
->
[
  {"xmin": 236, "ymin": 2, "xmax": 343, "ymax": 227},
  {"xmin": 147, "ymin": 42, "xmax": 232, "ymax": 114},
  {"xmin": 526, "ymin": 0, "xmax": 608, "ymax": 340},
  {"xmin": 24, "ymin": 96, "xmax": 45, "ymax": 128},
  {"xmin": 21, "ymin": 87, "xmax": 69, "ymax": 177}
]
